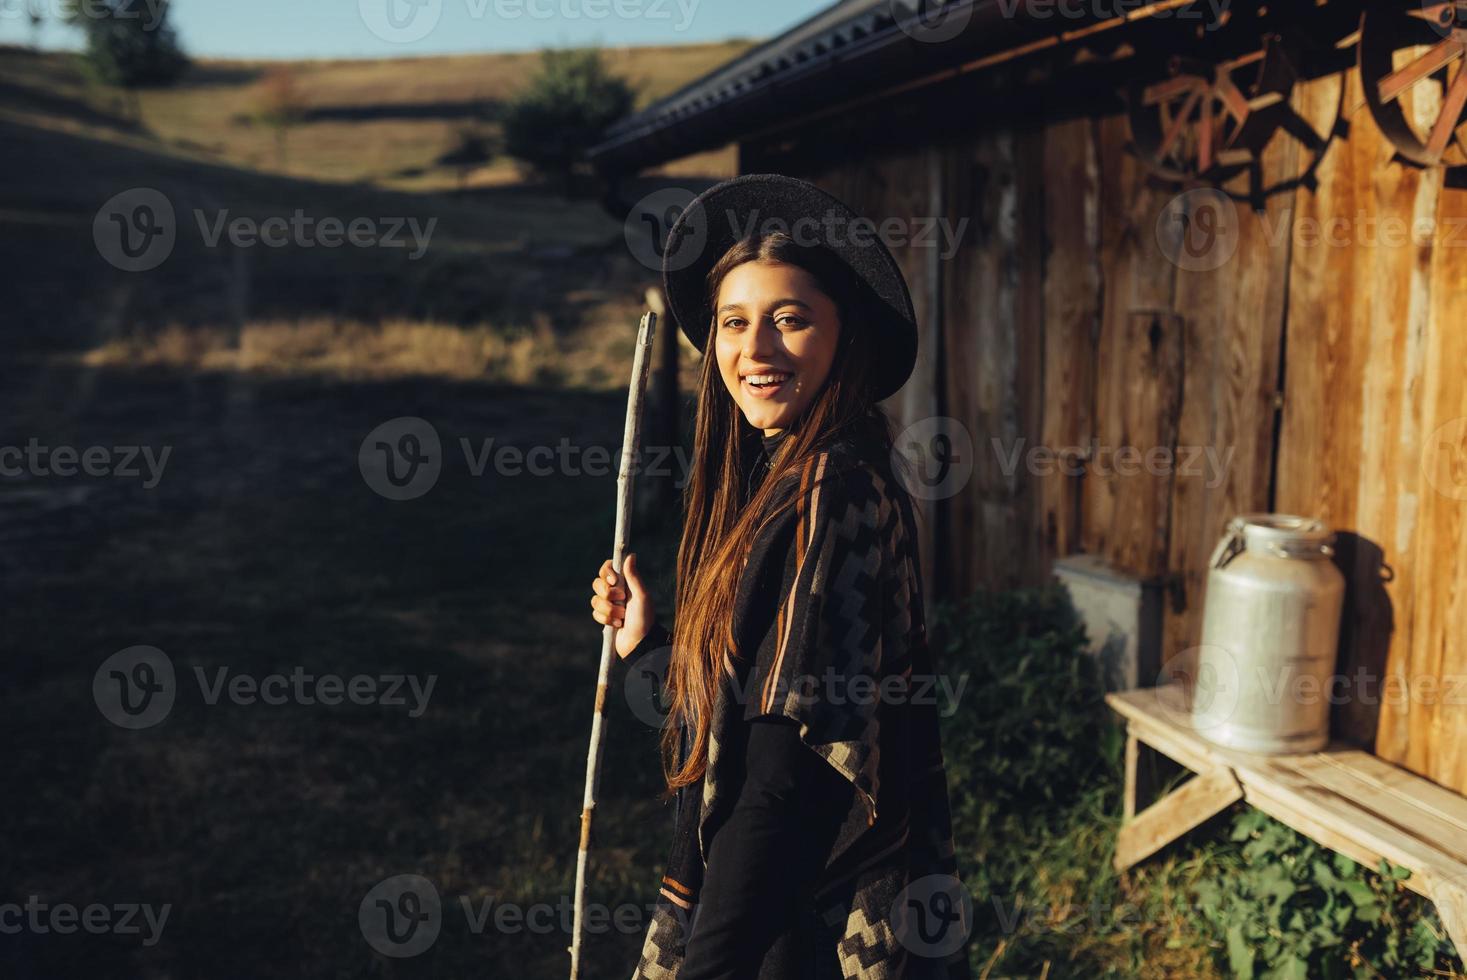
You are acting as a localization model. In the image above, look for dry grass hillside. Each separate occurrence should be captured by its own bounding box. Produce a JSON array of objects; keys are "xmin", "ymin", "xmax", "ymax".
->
[
  {"xmin": 0, "ymin": 42, "xmax": 743, "ymax": 383},
  {"xmin": 129, "ymin": 43, "xmax": 748, "ymax": 187}
]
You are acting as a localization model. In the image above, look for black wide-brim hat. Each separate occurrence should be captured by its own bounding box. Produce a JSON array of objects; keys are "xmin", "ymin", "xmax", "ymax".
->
[{"xmin": 660, "ymin": 173, "xmax": 918, "ymax": 403}]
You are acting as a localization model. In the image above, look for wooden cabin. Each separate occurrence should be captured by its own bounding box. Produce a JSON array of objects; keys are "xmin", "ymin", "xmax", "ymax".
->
[{"xmin": 589, "ymin": 0, "xmax": 1467, "ymax": 858}]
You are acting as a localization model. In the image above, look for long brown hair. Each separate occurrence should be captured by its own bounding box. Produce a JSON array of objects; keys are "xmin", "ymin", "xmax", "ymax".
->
[{"xmin": 658, "ymin": 230, "xmax": 898, "ymax": 800}]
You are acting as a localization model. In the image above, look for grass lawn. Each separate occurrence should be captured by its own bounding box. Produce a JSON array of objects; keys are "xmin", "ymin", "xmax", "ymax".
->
[{"xmin": 0, "ymin": 363, "xmax": 685, "ymax": 978}]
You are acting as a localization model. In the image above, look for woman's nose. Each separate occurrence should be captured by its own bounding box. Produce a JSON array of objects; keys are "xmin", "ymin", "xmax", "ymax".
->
[{"xmin": 742, "ymin": 319, "xmax": 778, "ymax": 359}]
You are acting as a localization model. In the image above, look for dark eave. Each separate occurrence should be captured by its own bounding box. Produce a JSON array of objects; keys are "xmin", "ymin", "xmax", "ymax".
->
[{"xmin": 588, "ymin": 0, "xmax": 1175, "ymax": 173}]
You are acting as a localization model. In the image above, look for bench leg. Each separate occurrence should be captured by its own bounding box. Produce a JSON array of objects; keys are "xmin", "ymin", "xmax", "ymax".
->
[
  {"xmin": 1115, "ymin": 763, "xmax": 1243, "ymax": 873},
  {"xmin": 1428, "ymin": 878, "xmax": 1467, "ymax": 963},
  {"xmin": 1123, "ymin": 729, "xmax": 1139, "ymax": 822}
]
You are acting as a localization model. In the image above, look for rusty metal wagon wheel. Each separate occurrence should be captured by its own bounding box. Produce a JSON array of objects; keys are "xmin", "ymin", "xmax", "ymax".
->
[
  {"xmin": 1127, "ymin": 31, "xmax": 1343, "ymax": 203},
  {"xmin": 1360, "ymin": 1, "xmax": 1467, "ymax": 168},
  {"xmin": 1128, "ymin": 35, "xmax": 1299, "ymax": 184}
]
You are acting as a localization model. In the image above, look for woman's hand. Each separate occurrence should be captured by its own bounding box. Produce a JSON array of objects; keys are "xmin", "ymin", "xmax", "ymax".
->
[{"xmin": 590, "ymin": 552, "xmax": 656, "ymax": 659}]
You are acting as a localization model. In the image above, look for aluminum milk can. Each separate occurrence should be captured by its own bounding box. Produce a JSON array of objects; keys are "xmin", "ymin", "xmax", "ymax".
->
[{"xmin": 1191, "ymin": 514, "xmax": 1346, "ymax": 754}]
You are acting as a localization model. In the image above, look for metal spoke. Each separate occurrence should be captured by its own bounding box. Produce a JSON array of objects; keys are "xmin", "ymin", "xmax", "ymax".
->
[
  {"xmin": 1158, "ymin": 88, "xmax": 1203, "ymax": 159},
  {"xmin": 1378, "ymin": 38, "xmax": 1463, "ymax": 104},
  {"xmin": 1144, "ymin": 74, "xmax": 1202, "ymax": 106},
  {"xmin": 1199, "ymin": 93, "xmax": 1215, "ymax": 172},
  {"xmin": 1214, "ymin": 75, "xmax": 1253, "ymax": 124},
  {"xmin": 1426, "ymin": 64, "xmax": 1467, "ymax": 159}
]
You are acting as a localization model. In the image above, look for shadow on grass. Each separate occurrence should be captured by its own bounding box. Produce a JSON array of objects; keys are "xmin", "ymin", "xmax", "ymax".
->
[{"xmin": 0, "ymin": 361, "xmax": 683, "ymax": 979}]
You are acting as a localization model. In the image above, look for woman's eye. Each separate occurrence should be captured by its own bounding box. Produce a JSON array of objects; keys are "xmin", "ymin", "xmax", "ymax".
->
[
  {"xmin": 776, "ymin": 315, "xmax": 807, "ymax": 329},
  {"xmin": 722, "ymin": 318, "xmax": 746, "ymax": 330}
]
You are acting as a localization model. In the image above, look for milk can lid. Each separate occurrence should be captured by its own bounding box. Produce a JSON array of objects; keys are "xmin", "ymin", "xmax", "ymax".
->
[{"xmin": 1233, "ymin": 513, "xmax": 1336, "ymax": 558}]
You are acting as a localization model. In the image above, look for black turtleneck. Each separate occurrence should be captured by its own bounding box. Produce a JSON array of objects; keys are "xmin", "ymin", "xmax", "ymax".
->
[{"xmin": 744, "ymin": 429, "xmax": 790, "ymax": 503}]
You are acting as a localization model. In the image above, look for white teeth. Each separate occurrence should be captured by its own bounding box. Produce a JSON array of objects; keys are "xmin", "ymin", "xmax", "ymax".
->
[{"xmin": 746, "ymin": 373, "xmax": 791, "ymax": 385}]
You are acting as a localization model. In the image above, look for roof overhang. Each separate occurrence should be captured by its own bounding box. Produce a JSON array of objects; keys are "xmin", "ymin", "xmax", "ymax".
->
[{"xmin": 588, "ymin": 0, "xmax": 1187, "ymax": 173}]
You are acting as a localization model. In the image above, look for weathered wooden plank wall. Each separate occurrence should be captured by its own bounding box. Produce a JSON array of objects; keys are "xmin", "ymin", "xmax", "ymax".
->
[
  {"xmin": 1274, "ymin": 66, "xmax": 1467, "ymax": 791},
  {"xmin": 801, "ymin": 148, "xmax": 947, "ymax": 602},
  {"xmin": 1274, "ymin": 66, "xmax": 1423, "ymax": 757},
  {"xmin": 1087, "ymin": 113, "xmax": 1183, "ymax": 582},
  {"xmin": 941, "ymin": 129, "xmax": 1034, "ymax": 591},
  {"xmin": 1159, "ymin": 74, "xmax": 1308, "ymax": 694},
  {"xmin": 1037, "ymin": 118, "xmax": 1102, "ymax": 567},
  {"xmin": 772, "ymin": 62, "xmax": 1467, "ymax": 791}
]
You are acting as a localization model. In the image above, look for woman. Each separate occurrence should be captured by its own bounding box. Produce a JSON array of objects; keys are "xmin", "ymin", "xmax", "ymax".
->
[{"xmin": 590, "ymin": 175, "xmax": 970, "ymax": 980}]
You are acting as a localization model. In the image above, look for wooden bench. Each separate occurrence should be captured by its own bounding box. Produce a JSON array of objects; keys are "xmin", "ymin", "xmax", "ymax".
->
[{"xmin": 1106, "ymin": 683, "xmax": 1467, "ymax": 957}]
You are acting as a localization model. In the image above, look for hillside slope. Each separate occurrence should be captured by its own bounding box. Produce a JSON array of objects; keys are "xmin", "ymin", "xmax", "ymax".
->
[{"xmin": 0, "ymin": 43, "xmax": 743, "ymax": 381}]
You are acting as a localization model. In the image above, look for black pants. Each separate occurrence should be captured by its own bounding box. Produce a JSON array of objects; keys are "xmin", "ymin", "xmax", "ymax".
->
[{"xmin": 755, "ymin": 901, "xmax": 843, "ymax": 980}]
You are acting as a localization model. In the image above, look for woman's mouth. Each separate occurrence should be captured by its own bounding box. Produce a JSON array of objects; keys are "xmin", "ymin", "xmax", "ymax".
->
[{"xmin": 742, "ymin": 372, "xmax": 792, "ymax": 398}]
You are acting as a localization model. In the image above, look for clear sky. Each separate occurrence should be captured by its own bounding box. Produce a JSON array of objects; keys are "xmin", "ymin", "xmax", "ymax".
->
[{"xmin": 1, "ymin": 0, "xmax": 829, "ymax": 59}]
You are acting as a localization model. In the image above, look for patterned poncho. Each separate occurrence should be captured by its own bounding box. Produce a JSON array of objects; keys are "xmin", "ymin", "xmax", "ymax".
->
[{"xmin": 626, "ymin": 425, "xmax": 973, "ymax": 979}]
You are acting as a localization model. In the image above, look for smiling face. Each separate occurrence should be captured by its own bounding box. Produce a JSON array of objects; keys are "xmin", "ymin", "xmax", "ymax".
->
[{"xmin": 712, "ymin": 260, "xmax": 842, "ymax": 436}]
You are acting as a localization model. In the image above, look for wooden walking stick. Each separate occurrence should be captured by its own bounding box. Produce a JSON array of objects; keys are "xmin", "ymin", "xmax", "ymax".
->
[{"xmin": 570, "ymin": 310, "xmax": 657, "ymax": 980}]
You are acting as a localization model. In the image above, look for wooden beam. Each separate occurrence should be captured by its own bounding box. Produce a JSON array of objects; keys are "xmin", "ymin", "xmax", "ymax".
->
[
  {"xmin": 1124, "ymin": 729, "xmax": 1140, "ymax": 822},
  {"xmin": 1114, "ymin": 766, "xmax": 1243, "ymax": 872},
  {"xmin": 1429, "ymin": 878, "xmax": 1467, "ymax": 962}
]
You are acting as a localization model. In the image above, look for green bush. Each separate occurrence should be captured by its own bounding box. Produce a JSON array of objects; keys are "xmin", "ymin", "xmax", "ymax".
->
[
  {"xmin": 932, "ymin": 584, "xmax": 1117, "ymax": 867},
  {"xmin": 71, "ymin": 0, "xmax": 189, "ymax": 89},
  {"xmin": 501, "ymin": 47, "xmax": 634, "ymax": 188},
  {"xmin": 1193, "ymin": 809, "xmax": 1457, "ymax": 979},
  {"xmin": 933, "ymin": 585, "xmax": 1149, "ymax": 975}
]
